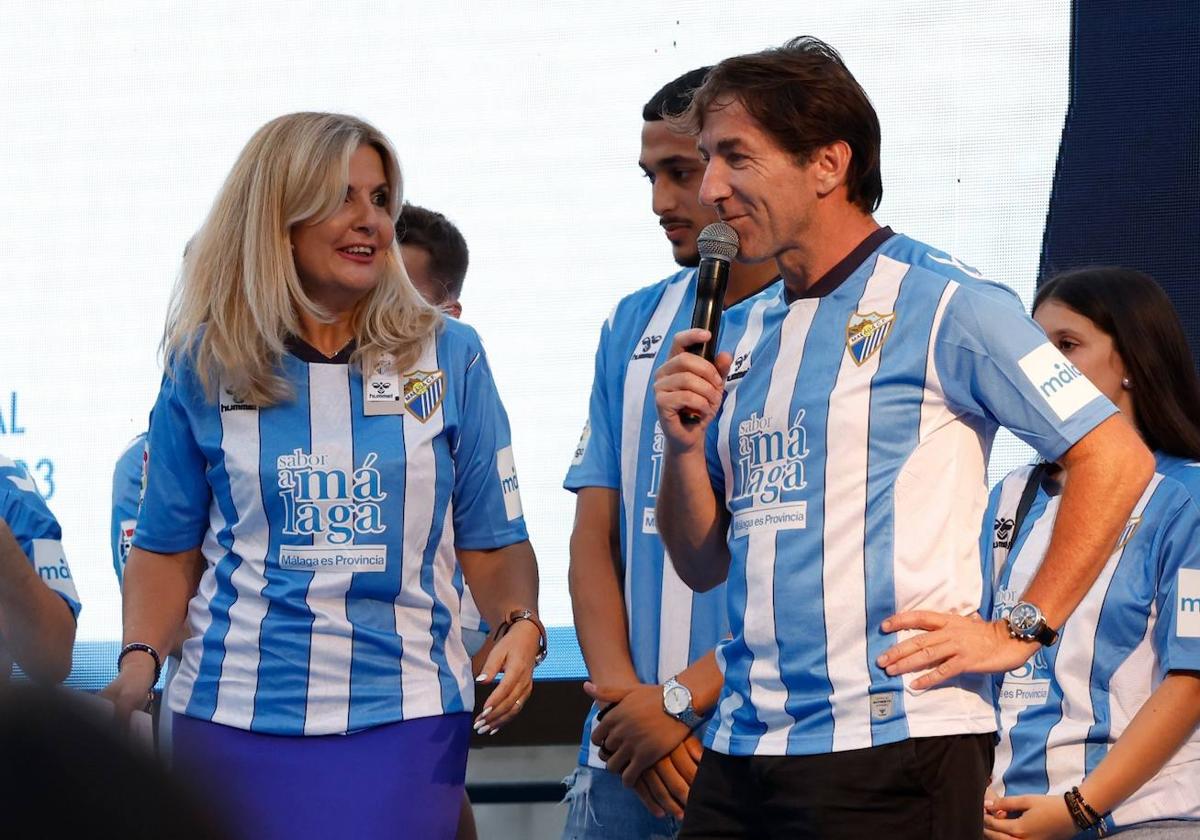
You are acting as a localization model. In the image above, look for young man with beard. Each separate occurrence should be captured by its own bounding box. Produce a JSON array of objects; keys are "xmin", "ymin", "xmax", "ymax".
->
[{"xmin": 561, "ymin": 67, "xmax": 780, "ymax": 839}]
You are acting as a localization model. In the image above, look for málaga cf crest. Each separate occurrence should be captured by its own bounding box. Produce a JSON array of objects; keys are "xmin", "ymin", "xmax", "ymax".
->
[
  {"xmin": 845, "ymin": 311, "xmax": 896, "ymax": 366},
  {"xmin": 402, "ymin": 370, "xmax": 446, "ymax": 423}
]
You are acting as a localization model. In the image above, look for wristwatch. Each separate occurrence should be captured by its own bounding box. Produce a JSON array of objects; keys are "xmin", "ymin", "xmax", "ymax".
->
[
  {"xmin": 662, "ymin": 676, "xmax": 704, "ymax": 729},
  {"xmin": 1005, "ymin": 601, "xmax": 1059, "ymax": 647}
]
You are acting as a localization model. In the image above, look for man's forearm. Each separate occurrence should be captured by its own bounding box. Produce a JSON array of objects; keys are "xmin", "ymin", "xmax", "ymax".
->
[
  {"xmin": 0, "ymin": 520, "xmax": 75, "ymax": 683},
  {"xmin": 569, "ymin": 488, "xmax": 638, "ymax": 687},
  {"xmin": 656, "ymin": 445, "xmax": 730, "ymax": 592},
  {"xmin": 1025, "ymin": 416, "xmax": 1154, "ymax": 628}
]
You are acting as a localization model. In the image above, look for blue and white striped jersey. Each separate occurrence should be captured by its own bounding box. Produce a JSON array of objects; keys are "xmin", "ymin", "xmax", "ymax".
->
[
  {"xmin": 111, "ymin": 432, "xmax": 147, "ymax": 585},
  {"xmin": 135, "ymin": 319, "xmax": 527, "ymax": 736},
  {"xmin": 703, "ymin": 231, "xmax": 1117, "ymax": 757},
  {"xmin": 989, "ymin": 459, "xmax": 1200, "ymax": 830},
  {"xmin": 565, "ymin": 267, "xmax": 781, "ymax": 768},
  {"xmin": 0, "ymin": 454, "xmax": 80, "ymax": 623}
]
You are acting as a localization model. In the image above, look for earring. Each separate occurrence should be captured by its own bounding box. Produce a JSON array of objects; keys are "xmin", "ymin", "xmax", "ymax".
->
[{"xmin": 1121, "ymin": 377, "xmax": 1132, "ymax": 390}]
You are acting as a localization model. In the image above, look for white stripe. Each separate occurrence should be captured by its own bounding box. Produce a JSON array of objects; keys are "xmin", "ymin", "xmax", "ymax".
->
[
  {"xmin": 301, "ymin": 364, "xmax": 355, "ymax": 734},
  {"xmin": 619, "ymin": 275, "xmax": 690, "ymax": 648},
  {"xmin": 745, "ymin": 299, "xmax": 818, "ymax": 754},
  {"xmin": 822, "ymin": 254, "xmax": 907, "ymax": 752},
  {"xmin": 396, "ymin": 339, "xmax": 444, "ymax": 720},
  {"xmin": 709, "ymin": 643, "xmax": 743, "ymax": 753},
  {"xmin": 433, "ymin": 502, "xmax": 472, "ymax": 705},
  {"xmin": 209, "ymin": 380, "xmax": 271, "ymax": 729},
  {"xmin": 1043, "ymin": 475, "xmax": 1163, "ymax": 788},
  {"xmin": 897, "ymin": 279, "xmax": 998, "ymax": 737},
  {"xmin": 991, "ymin": 494, "xmax": 1060, "ymax": 793}
]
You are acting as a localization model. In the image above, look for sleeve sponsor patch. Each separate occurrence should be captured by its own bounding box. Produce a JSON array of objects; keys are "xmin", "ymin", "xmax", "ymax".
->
[
  {"xmin": 1178, "ymin": 568, "xmax": 1200, "ymax": 638},
  {"xmin": 496, "ymin": 445, "xmax": 523, "ymax": 522},
  {"xmin": 571, "ymin": 420, "xmax": 591, "ymax": 467},
  {"xmin": 1017, "ymin": 343, "xmax": 1103, "ymax": 422}
]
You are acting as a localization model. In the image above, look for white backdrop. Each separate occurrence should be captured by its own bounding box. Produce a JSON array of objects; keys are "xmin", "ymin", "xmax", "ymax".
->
[{"xmin": 0, "ymin": 0, "xmax": 1064, "ymax": 647}]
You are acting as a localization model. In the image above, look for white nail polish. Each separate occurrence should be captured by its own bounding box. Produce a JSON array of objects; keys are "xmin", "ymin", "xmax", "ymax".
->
[
  {"xmin": 477, "ymin": 724, "xmax": 490, "ymax": 735},
  {"xmin": 482, "ymin": 706, "xmax": 493, "ymax": 716},
  {"xmin": 476, "ymin": 673, "xmax": 489, "ymax": 682},
  {"xmin": 489, "ymin": 728, "xmax": 499, "ymax": 736}
]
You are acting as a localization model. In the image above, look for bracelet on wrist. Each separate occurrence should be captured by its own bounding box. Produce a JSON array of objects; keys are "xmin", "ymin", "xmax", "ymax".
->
[
  {"xmin": 117, "ymin": 642, "xmax": 163, "ymax": 685},
  {"xmin": 1064, "ymin": 787, "xmax": 1108, "ymax": 836},
  {"xmin": 489, "ymin": 608, "xmax": 548, "ymax": 665}
]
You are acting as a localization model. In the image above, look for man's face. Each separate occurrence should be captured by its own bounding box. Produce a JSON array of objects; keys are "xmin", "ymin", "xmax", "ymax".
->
[
  {"xmin": 697, "ymin": 98, "xmax": 821, "ymax": 264},
  {"xmin": 639, "ymin": 120, "xmax": 715, "ymax": 267},
  {"xmin": 401, "ymin": 243, "xmax": 461, "ymax": 318}
]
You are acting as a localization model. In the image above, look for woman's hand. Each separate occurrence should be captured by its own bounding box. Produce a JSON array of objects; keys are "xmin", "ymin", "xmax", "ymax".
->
[
  {"xmin": 473, "ymin": 620, "xmax": 540, "ymax": 735},
  {"xmin": 100, "ymin": 652, "xmax": 157, "ymax": 726},
  {"xmin": 983, "ymin": 794, "xmax": 1078, "ymax": 840}
]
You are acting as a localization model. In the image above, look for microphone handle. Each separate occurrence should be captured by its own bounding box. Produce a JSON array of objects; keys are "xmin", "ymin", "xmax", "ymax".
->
[{"xmin": 681, "ymin": 257, "xmax": 730, "ymax": 425}]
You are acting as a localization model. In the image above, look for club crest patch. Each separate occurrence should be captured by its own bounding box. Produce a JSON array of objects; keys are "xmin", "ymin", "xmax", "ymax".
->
[
  {"xmin": 845, "ymin": 311, "xmax": 896, "ymax": 366},
  {"xmin": 402, "ymin": 370, "xmax": 446, "ymax": 423}
]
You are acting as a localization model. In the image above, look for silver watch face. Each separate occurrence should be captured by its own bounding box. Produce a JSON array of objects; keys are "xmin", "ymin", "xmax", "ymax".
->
[
  {"xmin": 664, "ymin": 684, "xmax": 690, "ymax": 715},
  {"xmin": 1009, "ymin": 602, "xmax": 1042, "ymax": 635}
]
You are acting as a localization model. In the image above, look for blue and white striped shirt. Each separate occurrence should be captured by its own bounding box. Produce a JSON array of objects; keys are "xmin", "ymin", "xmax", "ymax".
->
[
  {"xmin": 111, "ymin": 432, "xmax": 147, "ymax": 585},
  {"xmin": 565, "ymin": 268, "xmax": 781, "ymax": 768},
  {"xmin": 135, "ymin": 319, "xmax": 527, "ymax": 736},
  {"xmin": 989, "ymin": 458, "xmax": 1200, "ymax": 829},
  {"xmin": 703, "ymin": 232, "xmax": 1116, "ymax": 756},
  {"xmin": 0, "ymin": 453, "xmax": 80, "ymax": 628}
]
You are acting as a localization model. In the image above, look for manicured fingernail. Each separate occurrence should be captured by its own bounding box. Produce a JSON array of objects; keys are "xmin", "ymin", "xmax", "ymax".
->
[
  {"xmin": 481, "ymin": 706, "xmax": 493, "ymax": 717},
  {"xmin": 476, "ymin": 673, "xmax": 489, "ymax": 682},
  {"xmin": 489, "ymin": 728, "xmax": 500, "ymax": 736},
  {"xmin": 476, "ymin": 724, "xmax": 490, "ymax": 734}
]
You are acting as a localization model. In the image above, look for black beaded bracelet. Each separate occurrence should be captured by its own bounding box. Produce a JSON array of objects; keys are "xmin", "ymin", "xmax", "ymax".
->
[
  {"xmin": 117, "ymin": 642, "xmax": 163, "ymax": 685},
  {"xmin": 1064, "ymin": 788, "xmax": 1091, "ymax": 831}
]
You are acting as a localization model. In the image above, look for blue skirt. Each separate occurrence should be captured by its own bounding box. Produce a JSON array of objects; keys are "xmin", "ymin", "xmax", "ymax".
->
[{"xmin": 172, "ymin": 712, "xmax": 472, "ymax": 840}]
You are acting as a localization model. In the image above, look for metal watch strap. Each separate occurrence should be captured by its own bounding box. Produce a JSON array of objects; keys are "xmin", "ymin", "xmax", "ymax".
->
[{"xmin": 663, "ymin": 677, "xmax": 704, "ymax": 729}]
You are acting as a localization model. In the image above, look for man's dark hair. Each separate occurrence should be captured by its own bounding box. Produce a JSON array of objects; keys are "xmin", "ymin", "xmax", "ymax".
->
[
  {"xmin": 396, "ymin": 204, "xmax": 469, "ymax": 301},
  {"xmin": 642, "ymin": 66, "xmax": 711, "ymax": 122},
  {"xmin": 1035, "ymin": 266, "xmax": 1200, "ymax": 460},
  {"xmin": 680, "ymin": 36, "xmax": 883, "ymax": 213}
]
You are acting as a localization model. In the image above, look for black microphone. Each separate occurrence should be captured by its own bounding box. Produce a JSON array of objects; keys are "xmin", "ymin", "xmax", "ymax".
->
[{"xmin": 681, "ymin": 222, "xmax": 739, "ymax": 426}]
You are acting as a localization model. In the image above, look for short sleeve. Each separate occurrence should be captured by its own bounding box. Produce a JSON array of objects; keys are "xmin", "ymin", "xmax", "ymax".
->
[
  {"xmin": 0, "ymin": 460, "xmax": 80, "ymax": 619},
  {"xmin": 132, "ymin": 372, "xmax": 211, "ymax": 554},
  {"xmin": 450, "ymin": 344, "xmax": 530, "ymax": 551},
  {"xmin": 110, "ymin": 434, "xmax": 147, "ymax": 585},
  {"xmin": 1153, "ymin": 494, "xmax": 1200, "ymax": 673},
  {"xmin": 935, "ymin": 281, "xmax": 1117, "ymax": 462},
  {"xmin": 564, "ymin": 319, "xmax": 621, "ymax": 492}
]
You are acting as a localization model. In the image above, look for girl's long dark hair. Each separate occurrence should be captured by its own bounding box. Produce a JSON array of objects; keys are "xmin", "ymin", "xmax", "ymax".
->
[{"xmin": 1035, "ymin": 267, "xmax": 1200, "ymax": 460}]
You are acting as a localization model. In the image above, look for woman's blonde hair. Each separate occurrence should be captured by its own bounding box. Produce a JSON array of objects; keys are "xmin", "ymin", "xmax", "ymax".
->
[{"xmin": 164, "ymin": 111, "xmax": 441, "ymax": 405}]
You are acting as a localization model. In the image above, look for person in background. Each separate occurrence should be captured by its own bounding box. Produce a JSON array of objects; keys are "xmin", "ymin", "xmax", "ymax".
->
[
  {"xmin": 399, "ymin": 202, "xmax": 468, "ymax": 319},
  {"xmin": 102, "ymin": 112, "xmax": 543, "ymax": 840},
  {"xmin": 653, "ymin": 37, "xmax": 1153, "ymax": 838},
  {"xmin": 398, "ymin": 202, "xmax": 485, "ymax": 840},
  {"xmin": 979, "ymin": 267, "xmax": 1200, "ymax": 839},
  {"xmin": 562, "ymin": 67, "xmax": 781, "ymax": 838},
  {"xmin": 0, "ymin": 454, "xmax": 78, "ymax": 684}
]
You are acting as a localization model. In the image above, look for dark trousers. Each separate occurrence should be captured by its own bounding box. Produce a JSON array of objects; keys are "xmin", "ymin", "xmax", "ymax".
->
[{"xmin": 679, "ymin": 733, "xmax": 994, "ymax": 840}]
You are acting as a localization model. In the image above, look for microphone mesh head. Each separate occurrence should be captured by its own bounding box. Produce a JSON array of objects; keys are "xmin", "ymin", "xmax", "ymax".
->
[{"xmin": 697, "ymin": 222, "xmax": 739, "ymax": 261}]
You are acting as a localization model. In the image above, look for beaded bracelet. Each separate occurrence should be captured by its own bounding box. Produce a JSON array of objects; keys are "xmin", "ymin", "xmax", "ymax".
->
[
  {"xmin": 1064, "ymin": 787, "xmax": 1109, "ymax": 837},
  {"xmin": 117, "ymin": 642, "xmax": 163, "ymax": 685}
]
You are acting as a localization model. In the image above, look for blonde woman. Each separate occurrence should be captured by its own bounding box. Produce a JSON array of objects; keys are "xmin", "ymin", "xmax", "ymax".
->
[{"xmin": 103, "ymin": 113, "xmax": 544, "ymax": 839}]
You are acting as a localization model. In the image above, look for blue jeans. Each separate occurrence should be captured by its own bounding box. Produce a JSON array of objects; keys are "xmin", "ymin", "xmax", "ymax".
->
[{"xmin": 561, "ymin": 765, "xmax": 682, "ymax": 840}]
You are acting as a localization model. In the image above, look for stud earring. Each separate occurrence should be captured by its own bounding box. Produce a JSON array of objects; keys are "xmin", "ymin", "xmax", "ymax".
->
[{"xmin": 1121, "ymin": 377, "xmax": 1132, "ymax": 389}]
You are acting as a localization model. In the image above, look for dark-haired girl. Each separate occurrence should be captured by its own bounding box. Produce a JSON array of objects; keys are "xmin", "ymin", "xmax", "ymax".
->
[{"xmin": 983, "ymin": 267, "xmax": 1200, "ymax": 838}]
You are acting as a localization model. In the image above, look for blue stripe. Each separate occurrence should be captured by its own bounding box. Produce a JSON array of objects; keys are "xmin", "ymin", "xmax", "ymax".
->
[
  {"xmin": 423, "ymin": 340, "xmax": 463, "ymax": 712},
  {"xmin": 252, "ymin": 357, "xmax": 316, "ymax": 734},
  {"xmin": 345, "ymin": 371, "xmax": 407, "ymax": 730},
  {"xmin": 184, "ymin": 391, "xmax": 241, "ymax": 721}
]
